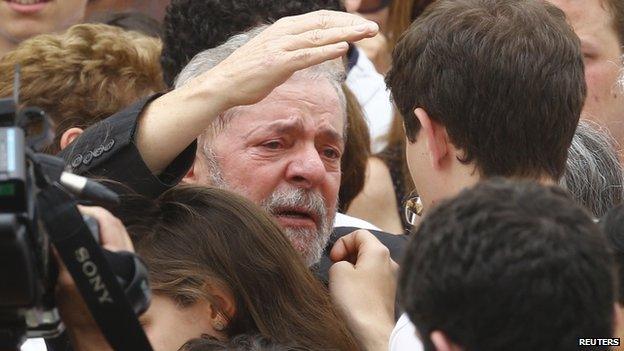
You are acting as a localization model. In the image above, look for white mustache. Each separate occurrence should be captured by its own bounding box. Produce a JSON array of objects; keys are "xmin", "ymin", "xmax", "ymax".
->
[{"xmin": 260, "ymin": 188, "xmax": 327, "ymax": 228}]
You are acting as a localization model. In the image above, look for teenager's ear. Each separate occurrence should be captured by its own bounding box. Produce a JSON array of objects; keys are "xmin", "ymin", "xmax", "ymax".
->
[
  {"xmin": 414, "ymin": 108, "xmax": 450, "ymax": 171},
  {"xmin": 60, "ymin": 127, "xmax": 84, "ymax": 150}
]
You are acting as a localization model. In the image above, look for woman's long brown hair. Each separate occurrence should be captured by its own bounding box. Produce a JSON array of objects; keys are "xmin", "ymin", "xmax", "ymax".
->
[
  {"xmin": 339, "ymin": 84, "xmax": 371, "ymax": 212},
  {"xmin": 123, "ymin": 186, "xmax": 358, "ymax": 350},
  {"xmin": 387, "ymin": 0, "xmax": 436, "ymax": 50}
]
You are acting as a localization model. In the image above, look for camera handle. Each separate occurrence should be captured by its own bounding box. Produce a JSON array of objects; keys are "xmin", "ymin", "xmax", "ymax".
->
[{"xmin": 37, "ymin": 186, "xmax": 153, "ymax": 351}]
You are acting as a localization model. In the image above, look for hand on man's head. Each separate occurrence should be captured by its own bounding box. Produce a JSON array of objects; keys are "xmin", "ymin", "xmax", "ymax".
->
[{"xmin": 191, "ymin": 10, "xmax": 379, "ymax": 109}]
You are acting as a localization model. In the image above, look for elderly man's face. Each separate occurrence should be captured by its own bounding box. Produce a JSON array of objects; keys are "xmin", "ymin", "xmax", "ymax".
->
[
  {"xmin": 189, "ymin": 76, "xmax": 344, "ymax": 265},
  {"xmin": 548, "ymin": 0, "xmax": 624, "ymax": 150}
]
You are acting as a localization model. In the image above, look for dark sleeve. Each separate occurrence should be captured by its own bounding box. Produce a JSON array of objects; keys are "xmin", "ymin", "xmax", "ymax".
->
[{"xmin": 57, "ymin": 94, "xmax": 197, "ymax": 198}]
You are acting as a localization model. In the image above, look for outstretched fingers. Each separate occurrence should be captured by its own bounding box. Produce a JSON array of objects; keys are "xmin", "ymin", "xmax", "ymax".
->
[
  {"xmin": 271, "ymin": 10, "xmax": 375, "ymax": 35},
  {"xmin": 285, "ymin": 42, "xmax": 349, "ymax": 71},
  {"xmin": 281, "ymin": 23, "xmax": 379, "ymax": 51}
]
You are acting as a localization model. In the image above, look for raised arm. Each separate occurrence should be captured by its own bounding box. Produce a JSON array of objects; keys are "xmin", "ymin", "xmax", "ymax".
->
[{"xmin": 136, "ymin": 10, "xmax": 379, "ymax": 173}]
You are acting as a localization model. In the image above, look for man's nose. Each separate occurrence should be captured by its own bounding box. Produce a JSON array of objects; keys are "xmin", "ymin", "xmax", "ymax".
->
[{"xmin": 285, "ymin": 145, "xmax": 326, "ymax": 189}]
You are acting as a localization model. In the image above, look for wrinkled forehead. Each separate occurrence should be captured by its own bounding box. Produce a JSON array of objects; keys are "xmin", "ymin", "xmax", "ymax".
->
[{"xmin": 226, "ymin": 76, "xmax": 346, "ymax": 138}]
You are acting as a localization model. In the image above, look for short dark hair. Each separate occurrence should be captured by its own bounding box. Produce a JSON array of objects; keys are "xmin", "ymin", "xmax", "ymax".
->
[
  {"xmin": 161, "ymin": 0, "xmax": 344, "ymax": 86},
  {"xmin": 386, "ymin": 0, "xmax": 586, "ymax": 179},
  {"xmin": 399, "ymin": 179, "xmax": 614, "ymax": 351}
]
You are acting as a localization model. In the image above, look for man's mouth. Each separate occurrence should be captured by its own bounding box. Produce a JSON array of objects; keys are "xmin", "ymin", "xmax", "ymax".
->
[{"xmin": 274, "ymin": 207, "xmax": 319, "ymax": 229}]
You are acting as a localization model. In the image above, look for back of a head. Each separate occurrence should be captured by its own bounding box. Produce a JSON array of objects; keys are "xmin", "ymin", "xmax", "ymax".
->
[
  {"xmin": 561, "ymin": 120, "xmax": 624, "ymax": 218},
  {"xmin": 0, "ymin": 23, "xmax": 165, "ymax": 154},
  {"xmin": 161, "ymin": 0, "xmax": 344, "ymax": 85},
  {"xmin": 128, "ymin": 186, "xmax": 357, "ymax": 350},
  {"xmin": 400, "ymin": 179, "xmax": 614, "ymax": 351},
  {"xmin": 386, "ymin": 0, "xmax": 585, "ymax": 180}
]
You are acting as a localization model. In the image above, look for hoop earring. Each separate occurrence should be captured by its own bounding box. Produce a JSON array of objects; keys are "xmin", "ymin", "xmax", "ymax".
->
[{"xmin": 212, "ymin": 318, "xmax": 226, "ymax": 332}]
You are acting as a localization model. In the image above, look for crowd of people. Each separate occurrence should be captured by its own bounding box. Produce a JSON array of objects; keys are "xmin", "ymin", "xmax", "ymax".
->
[{"xmin": 2, "ymin": 0, "xmax": 624, "ymax": 350}]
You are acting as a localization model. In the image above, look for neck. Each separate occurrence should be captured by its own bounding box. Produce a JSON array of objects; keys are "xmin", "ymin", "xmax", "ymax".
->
[
  {"xmin": 422, "ymin": 164, "xmax": 480, "ymax": 215},
  {"xmin": 422, "ymin": 171, "xmax": 556, "ymax": 216}
]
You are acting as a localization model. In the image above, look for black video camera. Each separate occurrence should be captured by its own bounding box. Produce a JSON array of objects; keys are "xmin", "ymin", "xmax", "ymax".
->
[{"xmin": 0, "ymin": 69, "xmax": 153, "ymax": 350}]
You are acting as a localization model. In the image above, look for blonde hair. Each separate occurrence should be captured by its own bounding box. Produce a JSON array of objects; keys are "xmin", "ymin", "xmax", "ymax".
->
[{"xmin": 0, "ymin": 23, "xmax": 165, "ymax": 153}]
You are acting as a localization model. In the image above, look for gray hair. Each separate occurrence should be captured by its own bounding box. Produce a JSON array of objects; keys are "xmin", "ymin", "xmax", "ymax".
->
[
  {"xmin": 174, "ymin": 25, "xmax": 347, "ymax": 116},
  {"xmin": 560, "ymin": 120, "xmax": 624, "ymax": 218}
]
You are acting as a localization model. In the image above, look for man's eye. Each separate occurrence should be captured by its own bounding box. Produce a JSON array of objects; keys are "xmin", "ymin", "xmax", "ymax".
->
[
  {"xmin": 323, "ymin": 148, "xmax": 340, "ymax": 159},
  {"xmin": 263, "ymin": 141, "xmax": 282, "ymax": 149}
]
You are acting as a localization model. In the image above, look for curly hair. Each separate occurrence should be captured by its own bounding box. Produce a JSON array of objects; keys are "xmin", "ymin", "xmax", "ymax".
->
[
  {"xmin": 161, "ymin": 0, "xmax": 344, "ymax": 86},
  {"xmin": 0, "ymin": 23, "xmax": 165, "ymax": 154},
  {"xmin": 400, "ymin": 179, "xmax": 614, "ymax": 351}
]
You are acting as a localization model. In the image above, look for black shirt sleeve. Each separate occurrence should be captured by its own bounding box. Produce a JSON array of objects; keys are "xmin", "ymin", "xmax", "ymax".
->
[{"xmin": 57, "ymin": 94, "xmax": 197, "ymax": 198}]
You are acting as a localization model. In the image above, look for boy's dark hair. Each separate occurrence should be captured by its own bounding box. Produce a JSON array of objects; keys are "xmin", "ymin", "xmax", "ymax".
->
[
  {"xmin": 161, "ymin": 0, "xmax": 343, "ymax": 86},
  {"xmin": 386, "ymin": 0, "xmax": 586, "ymax": 180},
  {"xmin": 400, "ymin": 179, "xmax": 614, "ymax": 351}
]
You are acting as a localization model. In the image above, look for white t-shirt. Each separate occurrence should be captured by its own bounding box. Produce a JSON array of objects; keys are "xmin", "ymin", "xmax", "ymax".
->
[
  {"xmin": 334, "ymin": 212, "xmax": 381, "ymax": 231},
  {"xmin": 346, "ymin": 48, "xmax": 394, "ymax": 154},
  {"xmin": 389, "ymin": 313, "xmax": 424, "ymax": 351},
  {"xmin": 21, "ymin": 338, "xmax": 46, "ymax": 351}
]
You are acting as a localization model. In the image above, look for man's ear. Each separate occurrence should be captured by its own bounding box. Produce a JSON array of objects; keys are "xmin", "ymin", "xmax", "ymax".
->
[
  {"xmin": 60, "ymin": 127, "xmax": 84, "ymax": 150},
  {"xmin": 414, "ymin": 108, "xmax": 449, "ymax": 170},
  {"xmin": 182, "ymin": 156, "xmax": 201, "ymax": 184},
  {"xmin": 430, "ymin": 331, "xmax": 464, "ymax": 351}
]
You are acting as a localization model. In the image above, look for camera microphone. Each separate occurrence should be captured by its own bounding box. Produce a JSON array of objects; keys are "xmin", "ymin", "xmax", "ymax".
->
[{"xmin": 60, "ymin": 172, "xmax": 120, "ymax": 206}]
